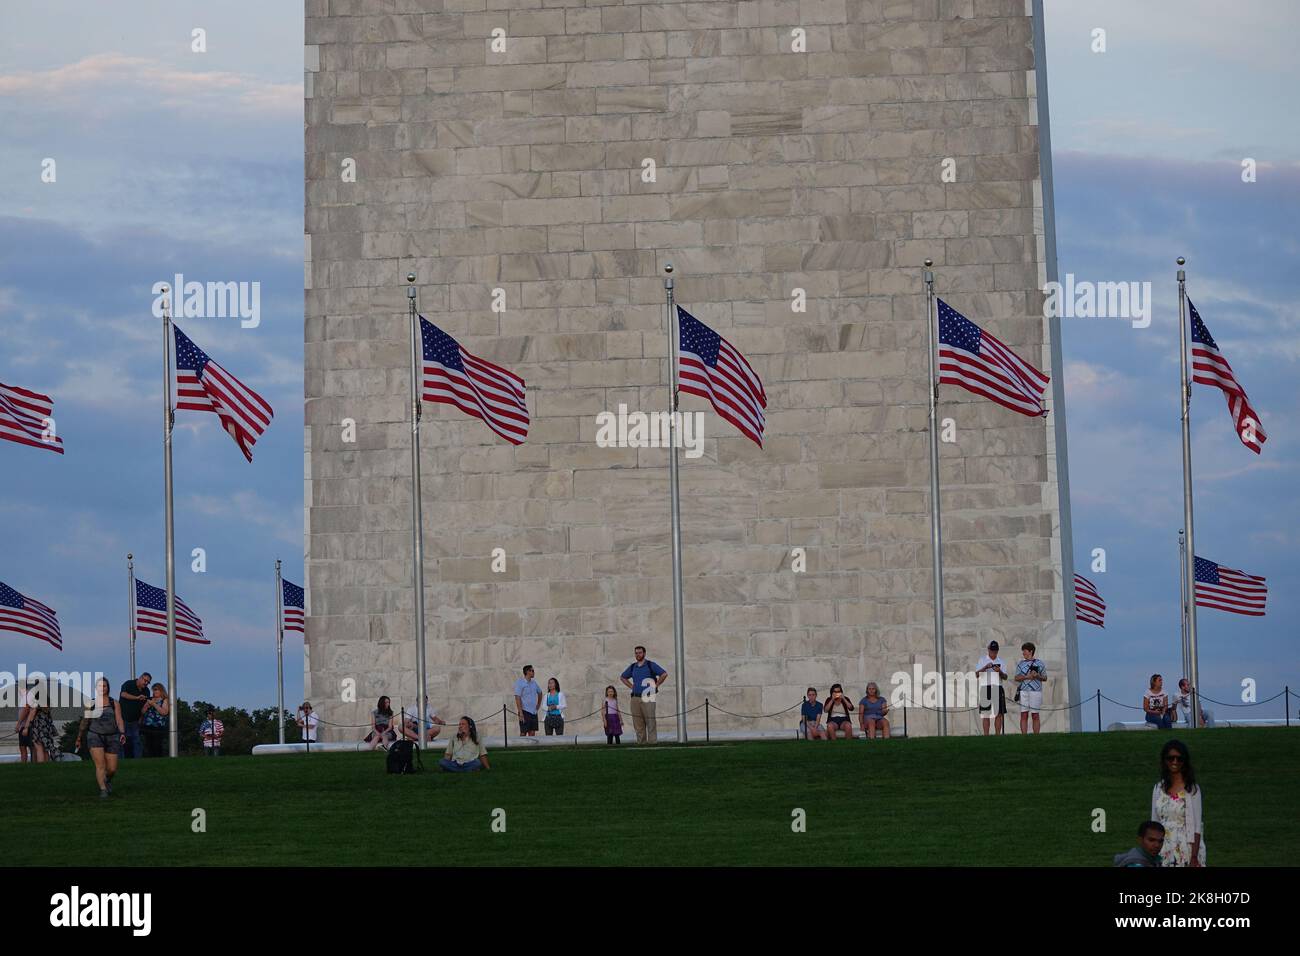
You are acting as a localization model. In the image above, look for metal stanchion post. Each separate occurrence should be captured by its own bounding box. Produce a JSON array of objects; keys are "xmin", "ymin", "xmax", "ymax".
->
[
  {"xmin": 502, "ymin": 704, "xmax": 508, "ymax": 748},
  {"xmin": 1096, "ymin": 691, "xmax": 1102, "ymax": 733},
  {"xmin": 704, "ymin": 698, "xmax": 710, "ymax": 743}
]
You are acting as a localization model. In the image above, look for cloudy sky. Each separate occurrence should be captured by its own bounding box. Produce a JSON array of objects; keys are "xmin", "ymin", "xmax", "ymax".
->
[{"xmin": 0, "ymin": 1, "xmax": 1295, "ymax": 727}]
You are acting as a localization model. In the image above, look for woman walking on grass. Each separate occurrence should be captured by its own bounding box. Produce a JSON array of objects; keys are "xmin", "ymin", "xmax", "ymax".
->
[
  {"xmin": 74, "ymin": 677, "xmax": 125, "ymax": 799},
  {"xmin": 1152, "ymin": 739, "xmax": 1205, "ymax": 867},
  {"xmin": 25, "ymin": 684, "xmax": 62, "ymax": 763}
]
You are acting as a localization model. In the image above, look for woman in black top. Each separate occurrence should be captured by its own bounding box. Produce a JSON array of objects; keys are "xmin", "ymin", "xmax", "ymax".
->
[
  {"xmin": 824, "ymin": 683, "xmax": 856, "ymax": 740},
  {"xmin": 75, "ymin": 677, "xmax": 126, "ymax": 799}
]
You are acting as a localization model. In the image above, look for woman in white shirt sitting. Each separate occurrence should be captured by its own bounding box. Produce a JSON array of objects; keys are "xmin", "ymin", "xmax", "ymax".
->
[{"xmin": 1142, "ymin": 674, "xmax": 1173, "ymax": 729}]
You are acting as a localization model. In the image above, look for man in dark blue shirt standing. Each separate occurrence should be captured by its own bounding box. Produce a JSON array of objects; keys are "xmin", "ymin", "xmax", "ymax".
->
[{"xmin": 620, "ymin": 645, "xmax": 667, "ymax": 744}]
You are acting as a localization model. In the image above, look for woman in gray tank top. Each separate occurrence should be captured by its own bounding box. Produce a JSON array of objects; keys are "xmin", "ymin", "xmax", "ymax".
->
[{"xmin": 75, "ymin": 677, "xmax": 126, "ymax": 799}]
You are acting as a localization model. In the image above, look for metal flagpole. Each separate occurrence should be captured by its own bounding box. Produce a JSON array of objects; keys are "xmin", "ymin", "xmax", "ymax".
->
[
  {"xmin": 1177, "ymin": 257, "xmax": 1201, "ymax": 729},
  {"xmin": 276, "ymin": 559, "xmax": 285, "ymax": 745},
  {"xmin": 922, "ymin": 261, "xmax": 948, "ymax": 736},
  {"xmin": 664, "ymin": 263, "xmax": 687, "ymax": 743},
  {"xmin": 406, "ymin": 274, "xmax": 429, "ymax": 748},
  {"xmin": 1178, "ymin": 530, "xmax": 1189, "ymax": 684},
  {"xmin": 162, "ymin": 288, "xmax": 179, "ymax": 757},
  {"xmin": 127, "ymin": 553, "xmax": 137, "ymax": 679}
]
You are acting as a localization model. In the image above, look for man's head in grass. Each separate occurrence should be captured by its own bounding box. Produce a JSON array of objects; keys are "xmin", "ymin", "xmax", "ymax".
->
[{"xmin": 1137, "ymin": 820, "xmax": 1165, "ymax": 858}]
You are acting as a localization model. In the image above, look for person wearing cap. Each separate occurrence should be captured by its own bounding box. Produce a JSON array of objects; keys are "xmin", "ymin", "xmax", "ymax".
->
[{"xmin": 975, "ymin": 640, "xmax": 1008, "ymax": 735}]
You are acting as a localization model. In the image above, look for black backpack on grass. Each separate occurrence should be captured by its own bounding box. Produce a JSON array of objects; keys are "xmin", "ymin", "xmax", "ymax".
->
[{"xmin": 386, "ymin": 739, "xmax": 421, "ymax": 774}]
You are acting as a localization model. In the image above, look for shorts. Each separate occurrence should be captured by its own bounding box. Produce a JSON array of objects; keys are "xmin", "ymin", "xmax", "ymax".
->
[
  {"xmin": 544, "ymin": 714, "xmax": 564, "ymax": 735},
  {"xmin": 519, "ymin": 711, "xmax": 538, "ymax": 734},
  {"xmin": 18, "ymin": 730, "xmax": 32, "ymax": 747},
  {"xmin": 1019, "ymin": 689, "xmax": 1043, "ymax": 713},
  {"xmin": 87, "ymin": 730, "xmax": 123, "ymax": 755},
  {"xmin": 828, "ymin": 715, "xmax": 850, "ymax": 726},
  {"xmin": 979, "ymin": 685, "xmax": 1007, "ymax": 717}
]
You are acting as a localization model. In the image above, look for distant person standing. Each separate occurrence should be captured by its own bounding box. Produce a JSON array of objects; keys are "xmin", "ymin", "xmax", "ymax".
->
[
  {"xmin": 542, "ymin": 678, "xmax": 567, "ymax": 736},
  {"xmin": 1014, "ymin": 643, "xmax": 1047, "ymax": 735},
  {"xmin": 976, "ymin": 641, "xmax": 1008, "ymax": 735},
  {"xmin": 295, "ymin": 702, "xmax": 319, "ymax": 743},
  {"xmin": 513, "ymin": 665, "xmax": 543, "ymax": 737},
  {"xmin": 1152, "ymin": 739, "xmax": 1205, "ymax": 867},
  {"xmin": 75, "ymin": 677, "xmax": 125, "ymax": 798},
  {"xmin": 601, "ymin": 685, "xmax": 623, "ymax": 744},
  {"xmin": 118, "ymin": 672, "xmax": 151, "ymax": 758},
  {"xmin": 620, "ymin": 646, "xmax": 667, "ymax": 744},
  {"xmin": 15, "ymin": 679, "xmax": 38, "ymax": 763},
  {"xmin": 1143, "ymin": 675, "xmax": 1173, "ymax": 730},
  {"xmin": 140, "ymin": 683, "xmax": 170, "ymax": 757},
  {"xmin": 200, "ymin": 708, "xmax": 224, "ymax": 756}
]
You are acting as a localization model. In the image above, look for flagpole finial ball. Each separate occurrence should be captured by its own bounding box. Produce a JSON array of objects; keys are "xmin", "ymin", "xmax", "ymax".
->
[
  {"xmin": 1176, "ymin": 257, "xmax": 1185, "ymax": 266},
  {"xmin": 663, "ymin": 262, "xmax": 673, "ymax": 274},
  {"xmin": 406, "ymin": 273, "xmax": 416, "ymax": 283},
  {"xmin": 127, "ymin": 552, "xmax": 133, "ymax": 560},
  {"xmin": 924, "ymin": 258, "xmax": 933, "ymax": 268}
]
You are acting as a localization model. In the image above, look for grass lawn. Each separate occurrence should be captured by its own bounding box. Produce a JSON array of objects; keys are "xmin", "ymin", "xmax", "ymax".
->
[{"xmin": 3, "ymin": 728, "xmax": 1295, "ymax": 866}]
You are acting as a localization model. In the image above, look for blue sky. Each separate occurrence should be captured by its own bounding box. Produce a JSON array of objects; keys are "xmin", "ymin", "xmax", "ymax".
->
[{"xmin": 0, "ymin": 1, "xmax": 1295, "ymax": 725}]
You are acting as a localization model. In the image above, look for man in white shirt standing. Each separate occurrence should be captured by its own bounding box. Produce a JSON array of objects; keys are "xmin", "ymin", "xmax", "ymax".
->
[
  {"xmin": 976, "ymin": 640, "xmax": 1008, "ymax": 736},
  {"xmin": 296, "ymin": 702, "xmax": 320, "ymax": 744}
]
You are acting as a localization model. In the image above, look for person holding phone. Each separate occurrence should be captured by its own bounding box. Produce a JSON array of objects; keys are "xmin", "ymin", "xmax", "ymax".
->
[
  {"xmin": 976, "ymin": 641, "xmax": 1008, "ymax": 735},
  {"xmin": 824, "ymin": 683, "xmax": 855, "ymax": 739},
  {"xmin": 858, "ymin": 682, "xmax": 890, "ymax": 739},
  {"xmin": 1014, "ymin": 643, "xmax": 1047, "ymax": 735},
  {"xmin": 75, "ymin": 677, "xmax": 126, "ymax": 799}
]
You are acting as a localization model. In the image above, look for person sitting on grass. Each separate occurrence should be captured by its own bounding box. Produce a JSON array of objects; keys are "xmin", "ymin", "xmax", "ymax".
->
[
  {"xmin": 1143, "ymin": 675, "xmax": 1173, "ymax": 730},
  {"xmin": 439, "ymin": 717, "xmax": 491, "ymax": 773},
  {"xmin": 800, "ymin": 687, "xmax": 826, "ymax": 739},
  {"xmin": 824, "ymin": 683, "xmax": 855, "ymax": 739},
  {"xmin": 364, "ymin": 696, "xmax": 397, "ymax": 750},
  {"xmin": 1113, "ymin": 821, "xmax": 1165, "ymax": 867},
  {"xmin": 858, "ymin": 682, "xmax": 890, "ymax": 739},
  {"xmin": 74, "ymin": 677, "xmax": 125, "ymax": 799}
]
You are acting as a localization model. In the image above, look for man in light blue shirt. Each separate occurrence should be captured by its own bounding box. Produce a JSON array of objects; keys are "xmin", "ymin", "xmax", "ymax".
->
[{"xmin": 512, "ymin": 665, "xmax": 542, "ymax": 737}]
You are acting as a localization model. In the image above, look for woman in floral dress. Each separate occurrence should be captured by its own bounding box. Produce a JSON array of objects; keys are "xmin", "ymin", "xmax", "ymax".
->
[{"xmin": 1151, "ymin": 739, "xmax": 1205, "ymax": 866}]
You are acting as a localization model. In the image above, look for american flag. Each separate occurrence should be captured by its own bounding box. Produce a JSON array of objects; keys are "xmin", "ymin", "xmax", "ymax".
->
[
  {"xmin": 134, "ymin": 578, "xmax": 209, "ymax": 644},
  {"xmin": 0, "ymin": 381, "xmax": 64, "ymax": 454},
  {"xmin": 937, "ymin": 299, "xmax": 1049, "ymax": 418},
  {"xmin": 282, "ymin": 579, "xmax": 305, "ymax": 634},
  {"xmin": 1189, "ymin": 300, "xmax": 1267, "ymax": 454},
  {"xmin": 1073, "ymin": 573, "xmax": 1105, "ymax": 628},
  {"xmin": 419, "ymin": 317, "xmax": 529, "ymax": 444},
  {"xmin": 0, "ymin": 581, "xmax": 62, "ymax": 650},
  {"xmin": 174, "ymin": 325, "xmax": 274, "ymax": 462},
  {"xmin": 677, "ymin": 306, "xmax": 767, "ymax": 447},
  {"xmin": 1194, "ymin": 556, "xmax": 1267, "ymax": 617}
]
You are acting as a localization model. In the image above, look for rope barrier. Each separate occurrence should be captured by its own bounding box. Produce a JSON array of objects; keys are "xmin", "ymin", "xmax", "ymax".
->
[
  {"xmin": 1197, "ymin": 690, "xmax": 1286, "ymax": 708},
  {"xmin": 707, "ymin": 701, "xmax": 802, "ymax": 720}
]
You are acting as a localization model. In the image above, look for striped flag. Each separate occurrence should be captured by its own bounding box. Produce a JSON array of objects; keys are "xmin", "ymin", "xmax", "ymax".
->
[
  {"xmin": 419, "ymin": 317, "xmax": 529, "ymax": 444},
  {"xmin": 0, "ymin": 581, "xmax": 62, "ymax": 650},
  {"xmin": 677, "ymin": 306, "xmax": 767, "ymax": 447},
  {"xmin": 1194, "ymin": 556, "xmax": 1267, "ymax": 617},
  {"xmin": 282, "ymin": 578, "xmax": 305, "ymax": 634},
  {"xmin": 1073, "ymin": 573, "xmax": 1105, "ymax": 628},
  {"xmin": 937, "ymin": 299, "xmax": 1049, "ymax": 418},
  {"xmin": 0, "ymin": 381, "xmax": 64, "ymax": 454},
  {"xmin": 174, "ymin": 325, "xmax": 274, "ymax": 462},
  {"xmin": 1189, "ymin": 300, "xmax": 1267, "ymax": 454},
  {"xmin": 134, "ymin": 578, "xmax": 208, "ymax": 644}
]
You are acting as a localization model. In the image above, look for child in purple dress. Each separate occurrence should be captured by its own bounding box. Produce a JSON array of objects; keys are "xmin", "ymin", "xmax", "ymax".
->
[{"xmin": 602, "ymin": 685, "xmax": 623, "ymax": 744}]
